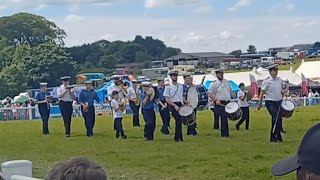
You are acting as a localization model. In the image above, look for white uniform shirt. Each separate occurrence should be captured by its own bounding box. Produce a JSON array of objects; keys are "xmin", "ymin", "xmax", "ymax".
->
[
  {"xmin": 208, "ymin": 79, "xmax": 232, "ymax": 101},
  {"xmin": 111, "ymin": 99, "xmax": 123, "ymax": 118},
  {"xmin": 237, "ymin": 90, "xmax": 249, "ymax": 107},
  {"xmin": 127, "ymin": 87, "xmax": 137, "ymax": 99},
  {"xmin": 163, "ymin": 83, "xmax": 184, "ymax": 103},
  {"xmin": 107, "ymin": 83, "xmax": 123, "ymax": 100},
  {"xmin": 261, "ymin": 77, "xmax": 286, "ymax": 101},
  {"xmin": 57, "ymin": 85, "xmax": 75, "ymax": 102}
]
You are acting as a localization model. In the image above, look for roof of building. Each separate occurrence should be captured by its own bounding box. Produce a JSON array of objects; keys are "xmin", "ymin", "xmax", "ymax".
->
[
  {"xmin": 288, "ymin": 44, "xmax": 313, "ymax": 52},
  {"xmin": 296, "ymin": 61, "xmax": 320, "ymax": 80},
  {"xmin": 164, "ymin": 52, "xmax": 234, "ymax": 61}
]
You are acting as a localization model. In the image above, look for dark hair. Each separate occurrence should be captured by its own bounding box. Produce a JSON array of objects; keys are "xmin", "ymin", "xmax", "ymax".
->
[
  {"xmin": 297, "ymin": 168, "xmax": 320, "ymax": 180},
  {"xmin": 239, "ymin": 83, "xmax": 245, "ymax": 88},
  {"xmin": 112, "ymin": 91, "xmax": 119, "ymax": 96},
  {"xmin": 46, "ymin": 157, "xmax": 107, "ymax": 180}
]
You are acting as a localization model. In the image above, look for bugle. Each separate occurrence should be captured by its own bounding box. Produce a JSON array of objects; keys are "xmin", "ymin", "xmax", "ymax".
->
[{"xmin": 119, "ymin": 98, "xmax": 127, "ymax": 112}]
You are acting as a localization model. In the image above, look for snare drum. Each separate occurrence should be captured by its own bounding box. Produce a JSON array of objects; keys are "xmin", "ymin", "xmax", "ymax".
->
[
  {"xmin": 281, "ymin": 100, "xmax": 295, "ymax": 118},
  {"xmin": 225, "ymin": 102, "xmax": 242, "ymax": 121},
  {"xmin": 179, "ymin": 105, "xmax": 196, "ymax": 126}
]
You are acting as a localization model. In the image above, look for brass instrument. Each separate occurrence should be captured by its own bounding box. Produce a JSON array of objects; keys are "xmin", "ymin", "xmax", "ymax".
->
[
  {"xmin": 134, "ymin": 86, "xmax": 141, "ymax": 106},
  {"xmin": 45, "ymin": 95, "xmax": 53, "ymax": 110},
  {"xmin": 120, "ymin": 82, "xmax": 129, "ymax": 97},
  {"xmin": 83, "ymin": 102, "xmax": 89, "ymax": 112},
  {"xmin": 119, "ymin": 98, "xmax": 127, "ymax": 112}
]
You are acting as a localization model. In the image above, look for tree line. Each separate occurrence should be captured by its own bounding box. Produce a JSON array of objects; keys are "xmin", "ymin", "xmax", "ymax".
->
[{"xmin": 0, "ymin": 13, "xmax": 181, "ymax": 98}]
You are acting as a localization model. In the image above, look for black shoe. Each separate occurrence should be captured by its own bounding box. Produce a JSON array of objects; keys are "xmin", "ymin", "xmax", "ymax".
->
[
  {"xmin": 174, "ymin": 139, "xmax": 184, "ymax": 142},
  {"xmin": 66, "ymin": 134, "xmax": 70, "ymax": 137},
  {"xmin": 121, "ymin": 135, "xmax": 127, "ymax": 139},
  {"xmin": 116, "ymin": 133, "xmax": 120, "ymax": 139},
  {"xmin": 281, "ymin": 130, "xmax": 286, "ymax": 134},
  {"xmin": 235, "ymin": 125, "xmax": 240, "ymax": 130}
]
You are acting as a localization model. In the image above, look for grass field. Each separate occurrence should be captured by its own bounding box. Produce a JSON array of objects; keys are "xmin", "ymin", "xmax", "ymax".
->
[{"xmin": 0, "ymin": 106, "xmax": 319, "ymax": 180}]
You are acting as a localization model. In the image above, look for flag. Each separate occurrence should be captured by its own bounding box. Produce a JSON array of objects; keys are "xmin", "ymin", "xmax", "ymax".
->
[
  {"xmin": 249, "ymin": 74, "xmax": 258, "ymax": 96},
  {"xmin": 301, "ymin": 73, "xmax": 308, "ymax": 96}
]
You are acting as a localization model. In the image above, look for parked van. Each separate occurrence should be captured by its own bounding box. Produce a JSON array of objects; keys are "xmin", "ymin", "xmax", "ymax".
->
[
  {"xmin": 142, "ymin": 67, "xmax": 169, "ymax": 80},
  {"xmin": 172, "ymin": 65, "xmax": 195, "ymax": 76},
  {"xmin": 261, "ymin": 57, "xmax": 274, "ymax": 64}
]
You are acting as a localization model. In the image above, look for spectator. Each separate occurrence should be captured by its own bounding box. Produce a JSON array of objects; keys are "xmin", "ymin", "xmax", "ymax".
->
[
  {"xmin": 271, "ymin": 123, "xmax": 320, "ymax": 179},
  {"xmin": 46, "ymin": 157, "xmax": 107, "ymax": 180}
]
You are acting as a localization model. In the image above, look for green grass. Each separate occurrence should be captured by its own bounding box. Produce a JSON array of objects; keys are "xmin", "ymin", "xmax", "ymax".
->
[{"xmin": 0, "ymin": 106, "xmax": 319, "ymax": 180}]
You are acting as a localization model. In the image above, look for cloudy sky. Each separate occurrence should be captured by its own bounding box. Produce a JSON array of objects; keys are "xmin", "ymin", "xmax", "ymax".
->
[{"xmin": 0, "ymin": 0, "xmax": 319, "ymax": 53}]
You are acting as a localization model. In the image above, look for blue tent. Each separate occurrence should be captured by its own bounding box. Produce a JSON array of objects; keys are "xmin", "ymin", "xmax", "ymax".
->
[
  {"xmin": 95, "ymin": 79, "xmax": 132, "ymax": 103},
  {"xmin": 203, "ymin": 80, "xmax": 240, "ymax": 94}
]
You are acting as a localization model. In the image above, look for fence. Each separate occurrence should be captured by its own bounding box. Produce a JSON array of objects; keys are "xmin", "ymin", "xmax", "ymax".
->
[{"xmin": 0, "ymin": 97, "xmax": 319, "ymax": 121}]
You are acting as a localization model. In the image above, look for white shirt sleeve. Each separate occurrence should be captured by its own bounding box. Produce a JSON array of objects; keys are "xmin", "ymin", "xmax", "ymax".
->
[
  {"xmin": 163, "ymin": 86, "xmax": 170, "ymax": 97},
  {"xmin": 111, "ymin": 100, "xmax": 119, "ymax": 109},
  {"xmin": 57, "ymin": 87, "xmax": 63, "ymax": 97},
  {"xmin": 237, "ymin": 91, "xmax": 242, "ymax": 98},
  {"xmin": 208, "ymin": 82, "xmax": 216, "ymax": 94},
  {"xmin": 261, "ymin": 80, "xmax": 269, "ymax": 91},
  {"xmin": 128, "ymin": 87, "xmax": 136, "ymax": 99}
]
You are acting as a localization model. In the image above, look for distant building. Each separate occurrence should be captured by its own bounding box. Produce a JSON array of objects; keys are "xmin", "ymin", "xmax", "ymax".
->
[
  {"xmin": 164, "ymin": 52, "xmax": 235, "ymax": 68},
  {"xmin": 288, "ymin": 44, "xmax": 313, "ymax": 52},
  {"xmin": 268, "ymin": 47, "xmax": 290, "ymax": 52}
]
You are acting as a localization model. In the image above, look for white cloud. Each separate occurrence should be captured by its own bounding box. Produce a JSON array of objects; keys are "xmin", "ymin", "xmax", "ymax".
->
[
  {"xmin": 228, "ymin": 0, "xmax": 251, "ymax": 12},
  {"xmin": 63, "ymin": 14, "xmax": 85, "ymax": 23},
  {"xmin": 51, "ymin": 15, "xmax": 320, "ymax": 53},
  {"xmin": 268, "ymin": 0, "xmax": 295, "ymax": 13},
  {"xmin": 193, "ymin": 5, "xmax": 213, "ymax": 14},
  {"xmin": 144, "ymin": 0, "xmax": 202, "ymax": 8}
]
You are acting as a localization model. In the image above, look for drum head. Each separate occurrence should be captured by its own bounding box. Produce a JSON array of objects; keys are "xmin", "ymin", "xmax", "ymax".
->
[
  {"xmin": 282, "ymin": 100, "xmax": 295, "ymax": 111},
  {"xmin": 225, "ymin": 102, "xmax": 239, "ymax": 114},
  {"xmin": 187, "ymin": 86, "xmax": 199, "ymax": 108},
  {"xmin": 179, "ymin": 106, "xmax": 193, "ymax": 116}
]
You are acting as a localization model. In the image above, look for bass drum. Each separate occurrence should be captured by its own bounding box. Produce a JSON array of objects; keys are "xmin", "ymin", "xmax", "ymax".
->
[{"xmin": 196, "ymin": 85, "xmax": 208, "ymax": 109}]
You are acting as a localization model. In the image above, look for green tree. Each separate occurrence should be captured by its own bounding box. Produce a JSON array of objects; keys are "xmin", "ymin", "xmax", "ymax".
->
[
  {"xmin": 135, "ymin": 51, "xmax": 152, "ymax": 62},
  {"xmin": 162, "ymin": 47, "xmax": 181, "ymax": 59},
  {"xmin": 119, "ymin": 43, "xmax": 145, "ymax": 63},
  {"xmin": 143, "ymin": 60, "xmax": 151, "ymax": 68},
  {"xmin": 247, "ymin": 45, "xmax": 257, "ymax": 54},
  {"xmin": 99, "ymin": 55, "xmax": 118, "ymax": 69},
  {"xmin": 0, "ymin": 13, "xmax": 66, "ymax": 46},
  {"xmin": 229, "ymin": 49, "xmax": 242, "ymax": 58},
  {"xmin": 24, "ymin": 43, "xmax": 77, "ymax": 87},
  {"xmin": 133, "ymin": 35, "xmax": 166, "ymax": 58},
  {"xmin": 0, "ymin": 62, "xmax": 28, "ymax": 97},
  {"xmin": 313, "ymin": 42, "xmax": 320, "ymax": 49}
]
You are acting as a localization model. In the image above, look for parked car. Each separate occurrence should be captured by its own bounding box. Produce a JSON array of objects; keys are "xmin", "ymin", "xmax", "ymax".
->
[{"xmin": 195, "ymin": 69, "xmax": 205, "ymax": 75}]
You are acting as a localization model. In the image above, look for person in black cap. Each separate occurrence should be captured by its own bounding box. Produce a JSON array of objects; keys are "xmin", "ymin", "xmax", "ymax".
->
[
  {"xmin": 271, "ymin": 123, "xmax": 320, "ymax": 179},
  {"xmin": 257, "ymin": 64, "xmax": 289, "ymax": 142},
  {"xmin": 79, "ymin": 80, "xmax": 104, "ymax": 137},
  {"xmin": 208, "ymin": 69, "xmax": 235, "ymax": 138},
  {"xmin": 157, "ymin": 77, "xmax": 170, "ymax": 135},
  {"xmin": 235, "ymin": 83, "xmax": 250, "ymax": 130},
  {"xmin": 163, "ymin": 71, "xmax": 185, "ymax": 142},
  {"xmin": 57, "ymin": 76, "xmax": 76, "ymax": 137},
  {"xmin": 35, "ymin": 82, "xmax": 51, "ymax": 135}
]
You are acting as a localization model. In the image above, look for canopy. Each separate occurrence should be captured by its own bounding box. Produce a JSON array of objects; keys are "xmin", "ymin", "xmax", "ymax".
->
[
  {"xmin": 203, "ymin": 80, "xmax": 240, "ymax": 93},
  {"xmin": 95, "ymin": 79, "xmax": 132, "ymax": 103},
  {"xmin": 13, "ymin": 95, "xmax": 29, "ymax": 103}
]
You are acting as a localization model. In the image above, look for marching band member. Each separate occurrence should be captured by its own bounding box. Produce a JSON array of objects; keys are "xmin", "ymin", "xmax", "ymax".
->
[
  {"xmin": 235, "ymin": 83, "xmax": 250, "ymax": 130},
  {"xmin": 35, "ymin": 82, "xmax": 51, "ymax": 135},
  {"xmin": 107, "ymin": 75, "xmax": 124, "ymax": 130},
  {"xmin": 127, "ymin": 80, "xmax": 141, "ymax": 127},
  {"xmin": 140, "ymin": 81, "xmax": 156, "ymax": 141},
  {"xmin": 157, "ymin": 77, "xmax": 170, "ymax": 135},
  {"xmin": 111, "ymin": 91, "xmax": 127, "ymax": 139},
  {"xmin": 183, "ymin": 75, "xmax": 197, "ymax": 136},
  {"xmin": 163, "ymin": 71, "xmax": 185, "ymax": 142},
  {"xmin": 208, "ymin": 69, "xmax": 235, "ymax": 138},
  {"xmin": 79, "ymin": 81, "xmax": 104, "ymax": 137},
  {"xmin": 257, "ymin": 64, "xmax": 288, "ymax": 143},
  {"xmin": 57, "ymin": 76, "xmax": 76, "ymax": 137}
]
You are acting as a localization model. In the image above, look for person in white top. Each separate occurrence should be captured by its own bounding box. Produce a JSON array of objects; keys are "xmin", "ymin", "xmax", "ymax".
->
[
  {"xmin": 235, "ymin": 83, "xmax": 250, "ymax": 130},
  {"xmin": 208, "ymin": 69, "xmax": 235, "ymax": 138},
  {"xmin": 257, "ymin": 64, "xmax": 289, "ymax": 143},
  {"xmin": 57, "ymin": 76, "xmax": 76, "ymax": 137},
  {"xmin": 110, "ymin": 91, "xmax": 127, "ymax": 139},
  {"xmin": 127, "ymin": 80, "xmax": 141, "ymax": 127},
  {"xmin": 163, "ymin": 71, "xmax": 185, "ymax": 142}
]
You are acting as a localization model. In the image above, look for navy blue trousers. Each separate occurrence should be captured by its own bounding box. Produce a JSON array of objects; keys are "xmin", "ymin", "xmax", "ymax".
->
[
  {"xmin": 265, "ymin": 101, "xmax": 283, "ymax": 142},
  {"xmin": 59, "ymin": 101, "xmax": 73, "ymax": 135},
  {"xmin": 187, "ymin": 109, "xmax": 197, "ymax": 135},
  {"xmin": 114, "ymin": 117, "xmax": 124, "ymax": 137},
  {"xmin": 211, "ymin": 108, "xmax": 220, "ymax": 129},
  {"xmin": 142, "ymin": 108, "xmax": 156, "ymax": 140},
  {"xmin": 81, "ymin": 106, "xmax": 95, "ymax": 137},
  {"xmin": 39, "ymin": 108, "xmax": 50, "ymax": 134},
  {"xmin": 214, "ymin": 104, "xmax": 230, "ymax": 137},
  {"xmin": 158, "ymin": 103, "xmax": 170, "ymax": 134},
  {"xmin": 129, "ymin": 100, "xmax": 140, "ymax": 127},
  {"xmin": 236, "ymin": 107, "xmax": 250, "ymax": 130},
  {"xmin": 170, "ymin": 102, "xmax": 183, "ymax": 141}
]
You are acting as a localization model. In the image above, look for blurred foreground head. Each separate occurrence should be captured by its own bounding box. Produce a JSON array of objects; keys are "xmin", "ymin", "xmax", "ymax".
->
[{"xmin": 46, "ymin": 157, "xmax": 107, "ymax": 180}]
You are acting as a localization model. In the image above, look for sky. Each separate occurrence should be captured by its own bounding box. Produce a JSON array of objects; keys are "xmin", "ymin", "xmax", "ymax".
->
[{"xmin": 0, "ymin": 0, "xmax": 319, "ymax": 53}]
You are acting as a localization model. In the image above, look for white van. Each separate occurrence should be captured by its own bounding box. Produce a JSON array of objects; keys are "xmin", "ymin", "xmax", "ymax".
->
[
  {"xmin": 172, "ymin": 65, "xmax": 195, "ymax": 76},
  {"xmin": 261, "ymin": 57, "xmax": 274, "ymax": 64}
]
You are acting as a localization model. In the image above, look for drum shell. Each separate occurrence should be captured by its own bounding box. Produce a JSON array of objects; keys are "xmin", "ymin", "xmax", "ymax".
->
[
  {"xmin": 196, "ymin": 85, "xmax": 208, "ymax": 109},
  {"xmin": 225, "ymin": 102, "xmax": 242, "ymax": 121},
  {"xmin": 281, "ymin": 100, "xmax": 295, "ymax": 118}
]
